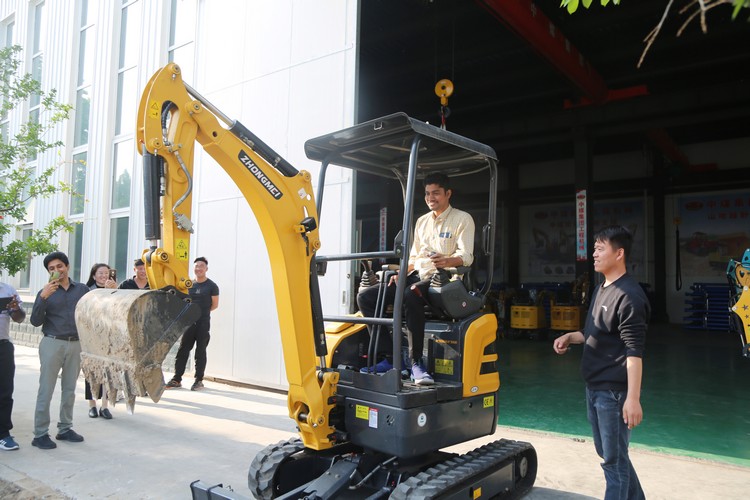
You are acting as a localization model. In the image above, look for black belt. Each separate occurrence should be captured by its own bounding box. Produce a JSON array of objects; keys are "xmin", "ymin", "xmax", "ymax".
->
[{"xmin": 44, "ymin": 334, "xmax": 79, "ymax": 341}]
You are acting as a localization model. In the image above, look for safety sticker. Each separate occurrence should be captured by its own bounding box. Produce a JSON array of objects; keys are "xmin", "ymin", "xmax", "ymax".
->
[
  {"xmin": 368, "ymin": 408, "xmax": 378, "ymax": 428},
  {"xmin": 355, "ymin": 405, "xmax": 369, "ymax": 420},
  {"xmin": 175, "ymin": 239, "xmax": 189, "ymax": 261},
  {"xmin": 434, "ymin": 358, "xmax": 453, "ymax": 375},
  {"xmin": 483, "ymin": 395, "xmax": 494, "ymax": 409},
  {"xmin": 473, "ymin": 486, "xmax": 482, "ymax": 499},
  {"xmin": 149, "ymin": 100, "xmax": 160, "ymax": 119}
]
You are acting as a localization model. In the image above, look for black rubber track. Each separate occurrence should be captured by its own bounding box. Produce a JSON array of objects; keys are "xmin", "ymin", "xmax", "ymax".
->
[
  {"xmin": 247, "ymin": 437, "xmax": 305, "ymax": 500},
  {"xmin": 389, "ymin": 439, "xmax": 536, "ymax": 500}
]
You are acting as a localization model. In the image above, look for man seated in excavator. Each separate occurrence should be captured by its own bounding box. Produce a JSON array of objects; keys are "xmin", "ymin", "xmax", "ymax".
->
[{"xmin": 356, "ymin": 172, "xmax": 475, "ymax": 385}]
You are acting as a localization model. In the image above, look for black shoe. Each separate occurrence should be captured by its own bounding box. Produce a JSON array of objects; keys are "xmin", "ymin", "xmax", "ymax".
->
[
  {"xmin": 99, "ymin": 408, "xmax": 113, "ymax": 419},
  {"xmin": 32, "ymin": 434, "xmax": 57, "ymax": 449},
  {"xmin": 191, "ymin": 380, "xmax": 204, "ymax": 391},
  {"xmin": 55, "ymin": 429, "xmax": 84, "ymax": 442},
  {"xmin": 165, "ymin": 379, "xmax": 181, "ymax": 389},
  {"xmin": 88, "ymin": 407, "xmax": 98, "ymax": 418}
]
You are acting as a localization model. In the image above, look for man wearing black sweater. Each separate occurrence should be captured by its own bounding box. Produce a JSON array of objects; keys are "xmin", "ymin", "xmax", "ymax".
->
[{"xmin": 554, "ymin": 226, "xmax": 649, "ymax": 500}]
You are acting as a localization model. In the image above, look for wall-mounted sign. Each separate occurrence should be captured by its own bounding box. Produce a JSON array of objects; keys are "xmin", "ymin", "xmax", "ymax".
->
[
  {"xmin": 576, "ymin": 189, "xmax": 587, "ymax": 262},
  {"xmin": 379, "ymin": 207, "xmax": 388, "ymax": 252}
]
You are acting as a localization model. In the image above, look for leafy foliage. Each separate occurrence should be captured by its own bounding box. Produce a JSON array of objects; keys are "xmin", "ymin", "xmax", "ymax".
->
[
  {"xmin": 559, "ymin": 1, "xmax": 750, "ymax": 66},
  {"xmin": 561, "ymin": 0, "xmax": 749, "ymax": 19},
  {"xmin": 0, "ymin": 45, "xmax": 75, "ymax": 276},
  {"xmin": 560, "ymin": 0, "xmax": 620, "ymax": 15}
]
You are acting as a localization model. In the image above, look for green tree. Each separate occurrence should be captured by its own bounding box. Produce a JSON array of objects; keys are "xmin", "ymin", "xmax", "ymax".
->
[{"xmin": 0, "ymin": 45, "xmax": 75, "ymax": 275}]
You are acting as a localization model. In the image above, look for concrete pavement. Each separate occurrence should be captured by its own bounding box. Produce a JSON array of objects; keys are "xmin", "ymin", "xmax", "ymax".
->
[{"xmin": 0, "ymin": 344, "xmax": 747, "ymax": 499}]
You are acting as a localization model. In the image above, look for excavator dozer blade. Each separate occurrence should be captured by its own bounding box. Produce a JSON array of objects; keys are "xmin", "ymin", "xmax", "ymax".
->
[{"xmin": 75, "ymin": 288, "xmax": 201, "ymax": 413}]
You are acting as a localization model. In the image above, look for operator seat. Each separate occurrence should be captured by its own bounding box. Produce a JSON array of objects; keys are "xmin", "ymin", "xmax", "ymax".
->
[{"xmin": 426, "ymin": 267, "xmax": 484, "ymax": 320}]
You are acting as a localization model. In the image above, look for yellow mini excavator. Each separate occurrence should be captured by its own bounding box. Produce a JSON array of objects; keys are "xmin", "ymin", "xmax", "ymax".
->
[{"xmin": 75, "ymin": 63, "xmax": 537, "ymax": 499}]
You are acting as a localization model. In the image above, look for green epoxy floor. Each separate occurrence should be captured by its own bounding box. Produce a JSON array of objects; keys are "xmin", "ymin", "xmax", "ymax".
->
[{"xmin": 495, "ymin": 324, "xmax": 750, "ymax": 467}]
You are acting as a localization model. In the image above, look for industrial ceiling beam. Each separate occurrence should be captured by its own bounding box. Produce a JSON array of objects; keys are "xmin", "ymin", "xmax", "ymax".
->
[
  {"xmin": 475, "ymin": 0, "xmax": 608, "ymax": 103},
  {"xmin": 474, "ymin": 0, "xmax": 709, "ymax": 170}
]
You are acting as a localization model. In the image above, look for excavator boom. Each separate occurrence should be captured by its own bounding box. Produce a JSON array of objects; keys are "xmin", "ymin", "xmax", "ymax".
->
[{"xmin": 76, "ymin": 64, "xmax": 337, "ymax": 451}]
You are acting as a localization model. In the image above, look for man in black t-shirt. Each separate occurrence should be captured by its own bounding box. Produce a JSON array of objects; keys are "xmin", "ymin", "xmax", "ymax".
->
[
  {"xmin": 117, "ymin": 259, "xmax": 150, "ymax": 290},
  {"xmin": 553, "ymin": 226, "xmax": 649, "ymax": 500},
  {"xmin": 166, "ymin": 257, "xmax": 220, "ymax": 391}
]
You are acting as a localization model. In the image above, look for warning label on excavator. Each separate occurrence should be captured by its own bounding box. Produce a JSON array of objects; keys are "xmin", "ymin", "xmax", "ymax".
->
[
  {"xmin": 176, "ymin": 239, "xmax": 189, "ymax": 260},
  {"xmin": 434, "ymin": 358, "xmax": 454, "ymax": 375},
  {"xmin": 356, "ymin": 405, "xmax": 378, "ymax": 428},
  {"xmin": 356, "ymin": 405, "xmax": 369, "ymax": 420},
  {"xmin": 149, "ymin": 100, "xmax": 160, "ymax": 119},
  {"xmin": 483, "ymin": 395, "xmax": 494, "ymax": 409}
]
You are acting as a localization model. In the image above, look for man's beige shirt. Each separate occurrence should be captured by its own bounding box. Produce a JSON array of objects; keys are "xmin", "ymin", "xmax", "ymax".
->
[{"xmin": 409, "ymin": 205, "xmax": 475, "ymax": 280}]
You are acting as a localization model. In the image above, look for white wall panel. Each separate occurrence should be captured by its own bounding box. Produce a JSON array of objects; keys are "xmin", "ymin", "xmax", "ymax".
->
[
  {"xmin": 241, "ymin": 1, "xmax": 292, "ymax": 82},
  {"xmin": 190, "ymin": 0, "xmax": 359, "ymax": 388},
  {"xmin": 2, "ymin": 0, "xmax": 359, "ymax": 390}
]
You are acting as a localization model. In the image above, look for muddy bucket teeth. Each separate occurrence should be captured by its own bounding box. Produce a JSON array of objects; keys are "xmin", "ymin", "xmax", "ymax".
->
[{"xmin": 75, "ymin": 288, "xmax": 200, "ymax": 412}]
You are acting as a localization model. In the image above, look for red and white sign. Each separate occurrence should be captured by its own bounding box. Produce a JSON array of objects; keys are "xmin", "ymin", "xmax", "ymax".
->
[
  {"xmin": 379, "ymin": 207, "xmax": 388, "ymax": 252},
  {"xmin": 576, "ymin": 189, "xmax": 587, "ymax": 262}
]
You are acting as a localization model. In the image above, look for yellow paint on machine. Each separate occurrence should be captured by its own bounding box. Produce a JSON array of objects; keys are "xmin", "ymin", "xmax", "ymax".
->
[
  {"xmin": 473, "ymin": 486, "xmax": 482, "ymax": 498},
  {"xmin": 461, "ymin": 313, "xmax": 500, "ymax": 397}
]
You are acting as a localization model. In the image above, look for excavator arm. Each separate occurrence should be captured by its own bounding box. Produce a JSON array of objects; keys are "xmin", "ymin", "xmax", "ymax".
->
[{"xmin": 76, "ymin": 63, "xmax": 338, "ymax": 450}]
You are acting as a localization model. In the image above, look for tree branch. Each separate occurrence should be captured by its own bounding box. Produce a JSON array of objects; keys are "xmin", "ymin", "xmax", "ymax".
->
[
  {"xmin": 639, "ymin": 0, "xmax": 675, "ymax": 68},
  {"xmin": 640, "ymin": 0, "xmax": 736, "ymax": 67}
]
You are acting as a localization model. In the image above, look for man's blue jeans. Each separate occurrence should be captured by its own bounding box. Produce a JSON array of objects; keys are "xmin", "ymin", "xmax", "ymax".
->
[{"xmin": 586, "ymin": 388, "xmax": 645, "ymax": 500}]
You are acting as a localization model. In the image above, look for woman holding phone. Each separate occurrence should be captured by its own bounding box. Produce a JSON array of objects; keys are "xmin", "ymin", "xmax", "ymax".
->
[{"xmin": 83, "ymin": 264, "xmax": 117, "ymax": 419}]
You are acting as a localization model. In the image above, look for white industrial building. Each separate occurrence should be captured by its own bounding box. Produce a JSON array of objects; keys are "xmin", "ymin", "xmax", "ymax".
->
[{"xmin": 1, "ymin": 0, "xmax": 359, "ymax": 389}]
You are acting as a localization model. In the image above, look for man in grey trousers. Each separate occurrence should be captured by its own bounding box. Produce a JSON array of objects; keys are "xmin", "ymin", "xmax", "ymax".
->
[{"xmin": 30, "ymin": 251, "xmax": 89, "ymax": 449}]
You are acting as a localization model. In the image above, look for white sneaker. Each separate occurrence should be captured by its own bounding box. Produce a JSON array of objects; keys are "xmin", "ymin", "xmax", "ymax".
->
[{"xmin": 410, "ymin": 362, "xmax": 435, "ymax": 386}]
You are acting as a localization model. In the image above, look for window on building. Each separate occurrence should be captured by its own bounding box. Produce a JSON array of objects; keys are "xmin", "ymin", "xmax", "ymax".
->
[
  {"xmin": 111, "ymin": 1, "xmax": 140, "ymax": 224},
  {"xmin": 0, "ymin": 20, "xmax": 13, "ymax": 143},
  {"xmin": 19, "ymin": 226, "xmax": 32, "ymax": 289},
  {"xmin": 28, "ymin": 2, "xmax": 45, "ymax": 162},
  {"xmin": 70, "ymin": 152, "xmax": 86, "ymax": 215},
  {"xmin": 109, "ymin": 216, "xmax": 130, "ymax": 279},
  {"xmin": 111, "ymin": 139, "xmax": 132, "ymax": 209},
  {"xmin": 168, "ymin": 0, "xmax": 197, "ymax": 81},
  {"xmin": 115, "ymin": 0, "xmax": 142, "ymax": 136},
  {"xmin": 1, "ymin": 19, "xmax": 11, "ymax": 48},
  {"xmin": 70, "ymin": 1, "xmax": 97, "ymax": 218},
  {"xmin": 68, "ymin": 222, "xmax": 84, "ymax": 282},
  {"xmin": 75, "ymin": 0, "xmax": 97, "ymax": 146}
]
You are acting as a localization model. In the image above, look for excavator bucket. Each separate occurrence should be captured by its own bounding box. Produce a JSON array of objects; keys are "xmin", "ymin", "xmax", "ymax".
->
[{"xmin": 75, "ymin": 288, "xmax": 200, "ymax": 413}]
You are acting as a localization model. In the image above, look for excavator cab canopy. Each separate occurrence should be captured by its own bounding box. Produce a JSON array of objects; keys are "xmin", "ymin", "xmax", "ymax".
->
[
  {"xmin": 306, "ymin": 112, "xmax": 498, "ymax": 390},
  {"xmin": 306, "ymin": 111, "xmax": 498, "ymax": 291}
]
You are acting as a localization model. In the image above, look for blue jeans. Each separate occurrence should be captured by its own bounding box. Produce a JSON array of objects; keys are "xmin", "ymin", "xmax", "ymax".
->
[{"xmin": 586, "ymin": 388, "xmax": 645, "ymax": 500}]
